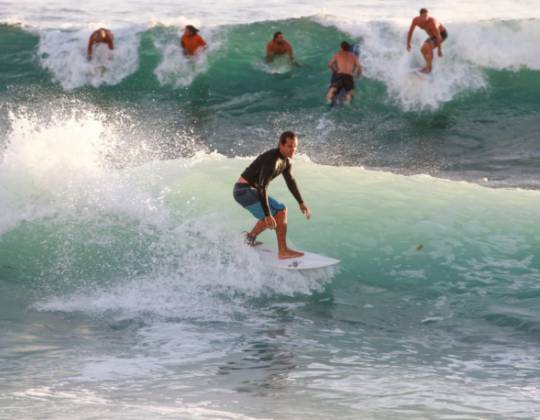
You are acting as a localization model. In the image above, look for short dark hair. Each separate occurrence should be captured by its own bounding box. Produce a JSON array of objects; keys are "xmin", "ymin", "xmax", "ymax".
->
[
  {"xmin": 419, "ymin": 8, "xmax": 428, "ymax": 15},
  {"xmin": 279, "ymin": 131, "xmax": 296, "ymax": 145},
  {"xmin": 341, "ymin": 41, "xmax": 352, "ymax": 51},
  {"xmin": 273, "ymin": 31, "xmax": 283, "ymax": 40}
]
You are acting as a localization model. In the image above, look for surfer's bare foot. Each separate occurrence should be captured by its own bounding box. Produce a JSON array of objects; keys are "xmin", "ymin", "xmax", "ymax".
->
[
  {"xmin": 278, "ymin": 249, "xmax": 304, "ymax": 259},
  {"xmin": 420, "ymin": 67, "xmax": 431, "ymax": 74}
]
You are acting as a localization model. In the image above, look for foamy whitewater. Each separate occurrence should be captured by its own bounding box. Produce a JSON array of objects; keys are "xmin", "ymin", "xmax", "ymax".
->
[{"xmin": 1, "ymin": 1, "xmax": 540, "ymax": 419}]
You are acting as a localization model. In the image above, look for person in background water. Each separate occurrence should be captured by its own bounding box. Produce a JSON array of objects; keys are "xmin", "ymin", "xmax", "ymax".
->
[
  {"xmin": 181, "ymin": 25, "xmax": 207, "ymax": 56},
  {"xmin": 87, "ymin": 28, "xmax": 114, "ymax": 61},
  {"xmin": 406, "ymin": 8, "xmax": 448, "ymax": 73},
  {"xmin": 233, "ymin": 131, "xmax": 310, "ymax": 259},
  {"xmin": 326, "ymin": 41, "xmax": 362, "ymax": 105},
  {"xmin": 266, "ymin": 31, "xmax": 297, "ymax": 65}
]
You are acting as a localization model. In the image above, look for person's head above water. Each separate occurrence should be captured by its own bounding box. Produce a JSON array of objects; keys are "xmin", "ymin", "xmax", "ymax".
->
[
  {"xmin": 273, "ymin": 31, "xmax": 285, "ymax": 43},
  {"xmin": 341, "ymin": 41, "xmax": 352, "ymax": 52},
  {"xmin": 419, "ymin": 8, "xmax": 429, "ymax": 22},
  {"xmin": 278, "ymin": 131, "xmax": 298, "ymax": 159},
  {"xmin": 184, "ymin": 25, "xmax": 199, "ymax": 36}
]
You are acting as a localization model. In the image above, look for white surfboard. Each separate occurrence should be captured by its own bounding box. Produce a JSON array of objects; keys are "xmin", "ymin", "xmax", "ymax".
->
[{"xmin": 253, "ymin": 245, "xmax": 340, "ymax": 270}]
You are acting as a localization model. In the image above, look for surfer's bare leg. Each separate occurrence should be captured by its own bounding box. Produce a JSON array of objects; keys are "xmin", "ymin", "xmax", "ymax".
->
[
  {"xmin": 420, "ymin": 42, "xmax": 433, "ymax": 73},
  {"xmin": 344, "ymin": 90, "xmax": 354, "ymax": 104},
  {"xmin": 326, "ymin": 87, "xmax": 337, "ymax": 103},
  {"xmin": 275, "ymin": 209, "xmax": 304, "ymax": 259}
]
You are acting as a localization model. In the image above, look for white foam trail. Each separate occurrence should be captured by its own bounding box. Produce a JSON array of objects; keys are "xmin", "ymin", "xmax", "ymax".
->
[
  {"xmin": 33, "ymin": 214, "xmax": 328, "ymax": 320},
  {"xmin": 38, "ymin": 26, "xmax": 141, "ymax": 89}
]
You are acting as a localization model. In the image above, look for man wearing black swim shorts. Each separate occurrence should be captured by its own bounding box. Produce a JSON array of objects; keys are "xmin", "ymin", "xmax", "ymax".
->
[
  {"xmin": 407, "ymin": 8, "xmax": 448, "ymax": 73},
  {"xmin": 233, "ymin": 131, "xmax": 310, "ymax": 259},
  {"xmin": 326, "ymin": 41, "xmax": 362, "ymax": 105}
]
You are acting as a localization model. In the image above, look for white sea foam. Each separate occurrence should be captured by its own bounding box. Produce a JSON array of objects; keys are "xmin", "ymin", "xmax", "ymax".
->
[{"xmin": 38, "ymin": 26, "xmax": 141, "ymax": 89}]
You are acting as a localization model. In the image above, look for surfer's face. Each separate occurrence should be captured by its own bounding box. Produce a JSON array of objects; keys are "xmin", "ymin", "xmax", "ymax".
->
[
  {"xmin": 275, "ymin": 34, "xmax": 284, "ymax": 44},
  {"xmin": 280, "ymin": 137, "xmax": 298, "ymax": 158}
]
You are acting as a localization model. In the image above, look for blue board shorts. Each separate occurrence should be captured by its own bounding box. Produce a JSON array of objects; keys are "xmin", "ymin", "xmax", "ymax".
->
[{"xmin": 233, "ymin": 183, "xmax": 285, "ymax": 220}]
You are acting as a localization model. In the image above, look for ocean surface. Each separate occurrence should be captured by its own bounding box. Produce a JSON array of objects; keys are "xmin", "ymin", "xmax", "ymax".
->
[{"xmin": 1, "ymin": 1, "xmax": 540, "ymax": 418}]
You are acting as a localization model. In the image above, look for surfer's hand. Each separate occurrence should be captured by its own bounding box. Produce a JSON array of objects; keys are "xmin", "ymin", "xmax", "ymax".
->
[
  {"xmin": 264, "ymin": 215, "xmax": 277, "ymax": 229},
  {"xmin": 300, "ymin": 203, "xmax": 310, "ymax": 220}
]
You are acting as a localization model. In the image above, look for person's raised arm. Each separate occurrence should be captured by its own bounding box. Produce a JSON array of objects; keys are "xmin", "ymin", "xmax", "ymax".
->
[{"xmin": 407, "ymin": 19, "xmax": 417, "ymax": 51}]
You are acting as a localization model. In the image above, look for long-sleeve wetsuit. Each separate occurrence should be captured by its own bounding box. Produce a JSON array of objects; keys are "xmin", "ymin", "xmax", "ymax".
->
[{"xmin": 240, "ymin": 148, "xmax": 304, "ymax": 217}]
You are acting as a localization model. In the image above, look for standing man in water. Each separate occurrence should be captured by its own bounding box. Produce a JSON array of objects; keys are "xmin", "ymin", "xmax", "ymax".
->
[
  {"xmin": 266, "ymin": 32, "xmax": 297, "ymax": 65},
  {"xmin": 406, "ymin": 8, "xmax": 448, "ymax": 73},
  {"xmin": 181, "ymin": 25, "xmax": 207, "ymax": 56},
  {"xmin": 87, "ymin": 28, "xmax": 114, "ymax": 61},
  {"xmin": 326, "ymin": 41, "xmax": 362, "ymax": 104},
  {"xmin": 233, "ymin": 131, "xmax": 310, "ymax": 259}
]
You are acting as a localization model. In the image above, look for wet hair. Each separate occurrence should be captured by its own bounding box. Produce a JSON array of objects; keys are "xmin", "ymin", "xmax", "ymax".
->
[
  {"xmin": 419, "ymin": 8, "xmax": 428, "ymax": 15},
  {"xmin": 279, "ymin": 131, "xmax": 296, "ymax": 145},
  {"xmin": 185, "ymin": 25, "xmax": 199, "ymax": 35},
  {"xmin": 273, "ymin": 31, "xmax": 283, "ymax": 40},
  {"xmin": 341, "ymin": 41, "xmax": 352, "ymax": 51}
]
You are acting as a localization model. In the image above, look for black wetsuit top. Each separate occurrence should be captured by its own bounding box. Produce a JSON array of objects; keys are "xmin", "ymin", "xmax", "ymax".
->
[{"xmin": 241, "ymin": 148, "xmax": 304, "ymax": 217}]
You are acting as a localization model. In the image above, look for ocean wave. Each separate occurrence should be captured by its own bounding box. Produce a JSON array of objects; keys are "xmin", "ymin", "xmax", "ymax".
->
[
  {"xmin": 1, "ymin": 109, "xmax": 540, "ymax": 318},
  {"xmin": 2, "ymin": 18, "xmax": 539, "ymax": 104}
]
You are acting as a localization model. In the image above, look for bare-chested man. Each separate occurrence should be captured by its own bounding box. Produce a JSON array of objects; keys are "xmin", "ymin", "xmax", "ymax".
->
[
  {"xmin": 266, "ymin": 32, "xmax": 296, "ymax": 65},
  {"xmin": 87, "ymin": 28, "xmax": 114, "ymax": 61},
  {"xmin": 325, "ymin": 41, "xmax": 362, "ymax": 104},
  {"xmin": 407, "ymin": 8, "xmax": 447, "ymax": 74}
]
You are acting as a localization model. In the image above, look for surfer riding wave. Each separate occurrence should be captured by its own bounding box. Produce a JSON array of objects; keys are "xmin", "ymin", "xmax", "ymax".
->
[{"xmin": 233, "ymin": 131, "xmax": 310, "ymax": 259}]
